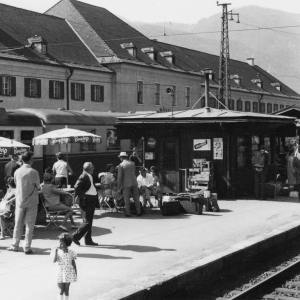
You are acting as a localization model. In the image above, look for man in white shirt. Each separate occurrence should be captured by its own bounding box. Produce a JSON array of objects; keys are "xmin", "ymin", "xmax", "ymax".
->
[
  {"xmin": 72, "ymin": 162, "xmax": 98, "ymax": 246},
  {"xmin": 137, "ymin": 167, "xmax": 154, "ymax": 208}
]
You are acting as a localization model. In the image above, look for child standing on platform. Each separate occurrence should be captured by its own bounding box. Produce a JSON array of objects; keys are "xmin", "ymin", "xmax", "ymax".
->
[{"xmin": 51, "ymin": 233, "xmax": 77, "ymax": 300}]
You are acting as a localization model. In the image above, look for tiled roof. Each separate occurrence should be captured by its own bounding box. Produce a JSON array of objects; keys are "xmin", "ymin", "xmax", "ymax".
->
[
  {"xmin": 0, "ymin": 3, "xmax": 103, "ymax": 67},
  {"xmin": 117, "ymin": 107, "xmax": 296, "ymax": 123},
  {"xmin": 47, "ymin": 0, "xmax": 300, "ymax": 98}
]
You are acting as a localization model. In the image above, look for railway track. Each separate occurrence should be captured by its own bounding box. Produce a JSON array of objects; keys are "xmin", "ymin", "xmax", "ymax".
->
[{"xmin": 217, "ymin": 254, "xmax": 300, "ymax": 300}]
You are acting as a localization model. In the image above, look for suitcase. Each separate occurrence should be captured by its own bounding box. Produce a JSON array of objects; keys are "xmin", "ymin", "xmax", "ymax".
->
[
  {"xmin": 265, "ymin": 183, "xmax": 276, "ymax": 199},
  {"xmin": 161, "ymin": 201, "xmax": 181, "ymax": 216},
  {"xmin": 209, "ymin": 197, "xmax": 220, "ymax": 212},
  {"xmin": 177, "ymin": 197, "xmax": 203, "ymax": 215}
]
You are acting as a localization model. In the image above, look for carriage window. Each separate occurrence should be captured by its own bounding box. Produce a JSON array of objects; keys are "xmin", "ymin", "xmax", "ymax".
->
[
  {"xmin": 0, "ymin": 130, "xmax": 14, "ymax": 139},
  {"xmin": 21, "ymin": 131, "xmax": 34, "ymax": 153},
  {"xmin": 80, "ymin": 129, "xmax": 96, "ymax": 152}
]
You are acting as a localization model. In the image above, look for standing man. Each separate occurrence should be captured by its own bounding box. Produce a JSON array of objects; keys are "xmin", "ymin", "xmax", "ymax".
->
[
  {"xmin": 7, "ymin": 152, "xmax": 40, "ymax": 254},
  {"xmin": 4, "ymin": 153, "xmax": 20, "ymax": 183},
  {"xmin": 129, "ymin": 148, "xmax": 142, "ymax": 175},
  {"xmin": 117, "ymin": 152, "xmax": 141, "ymax": 217},
  {"xmin": 293, "ymin": 145, "xmax": 300, "ymax": 201},
  {"xmin": 52, "ymin": 152, "xmax": 73, "ymax": 188},
  {"xmin": 72, "ymin": 162, "xmax": 98, "ymax": 246},
  {"xmin": 252, "ymin": 145, "xmax": 269, "ymax": 200}
]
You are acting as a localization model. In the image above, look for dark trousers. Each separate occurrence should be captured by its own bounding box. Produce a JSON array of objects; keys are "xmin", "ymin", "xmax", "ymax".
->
[
  {"xmin": 72, "ymin": 194, "xmax": 97, "ymax": 244},
  {"xmin": 254, "ymin": 171, "xmax": 267, "ymax": 199}
]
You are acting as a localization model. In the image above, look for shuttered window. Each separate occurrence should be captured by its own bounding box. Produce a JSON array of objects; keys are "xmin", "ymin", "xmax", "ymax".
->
[
  {"xmin": 24, "ymin": 78, "xmax": 41, "ymax": 98},
  {"xmin": 49, "ymin": 81, "xmax": 64, "ymax": 99},
  {"xmin": 71, "ymin": 83, "xmax": 85, "ymax": 101},
  {"xmin": 0, "ymin": 76, "xmax": 16, "ymax": 96},
  {"xmin": 91, "ymin": 85, "xmax": 104, "ymax": 102}
]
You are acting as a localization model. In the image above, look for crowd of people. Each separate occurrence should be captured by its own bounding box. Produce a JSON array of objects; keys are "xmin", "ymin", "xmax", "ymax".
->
[{"xmin": 0, "ymin": 148, "xmax": 161, "ymax": 299}]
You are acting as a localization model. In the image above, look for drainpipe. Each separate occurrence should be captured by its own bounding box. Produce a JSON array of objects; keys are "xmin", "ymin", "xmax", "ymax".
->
[
  {"xmin": 258, "ymin": 94, "xmax": 264, "ymax": 113},
  {"xmin": 66, "ymin": 68, "xmax": 74, "ymax": 110}
]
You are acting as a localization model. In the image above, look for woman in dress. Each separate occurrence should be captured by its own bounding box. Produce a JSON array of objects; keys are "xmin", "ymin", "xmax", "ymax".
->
[
  {"xmin": 0, "ymin": 177, "xmax": 16, "ymax": 239},
  {"xmin": 51, "ymin": 233, "xmax": 77, "ymax": 300},
  {"xmin": 287, "ymin": 148, "xmax": 297, "ymax": 185}
]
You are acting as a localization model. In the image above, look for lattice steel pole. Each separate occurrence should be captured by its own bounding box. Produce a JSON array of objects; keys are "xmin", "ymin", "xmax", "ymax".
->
[{"xmin": 217, "ymin": 2, "xmax": 231, "ymax": 109}]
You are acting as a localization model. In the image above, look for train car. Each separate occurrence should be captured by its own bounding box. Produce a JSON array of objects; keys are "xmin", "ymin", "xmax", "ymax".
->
[{"xmin": 0, "ymin": 108, "xmax": 133, "ymax": 190}]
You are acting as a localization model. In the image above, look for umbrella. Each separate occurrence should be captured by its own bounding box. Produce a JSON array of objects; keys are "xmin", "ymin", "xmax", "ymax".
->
[
  {"xmin": 32, "ymin": 127, "xmax": 102, "ymax": 145},
  {"xmin": 0, "ymin": 137, "xmax": 30, "ymax": 157}
]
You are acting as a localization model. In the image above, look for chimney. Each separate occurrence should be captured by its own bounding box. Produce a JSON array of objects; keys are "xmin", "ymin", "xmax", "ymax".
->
[{"xmin": 247, "ymin": 58, "xmax": 254, "ymax": 66}]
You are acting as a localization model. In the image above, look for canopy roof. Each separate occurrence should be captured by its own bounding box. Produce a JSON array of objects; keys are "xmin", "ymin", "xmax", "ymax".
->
[{"xmin": 117, "ymin": 107, "xmax": 296, "ymax": 124}]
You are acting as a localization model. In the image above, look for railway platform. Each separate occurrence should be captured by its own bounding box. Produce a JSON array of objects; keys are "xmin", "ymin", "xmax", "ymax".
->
[{"xmin": 1, "ymin": 196, "xmax": 300, "ymax": 300}]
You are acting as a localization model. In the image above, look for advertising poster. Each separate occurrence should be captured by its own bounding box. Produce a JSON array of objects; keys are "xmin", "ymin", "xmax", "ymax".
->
[
  {"xmin": 213, "ymin": 138, "xmax": 223, "ymax": 160},
  {"xmin": 193, "ymin": 139, "xmax": 211, "ymax": 151},
  {"xmin": 106, "ymin": 129, "xmax": 120, "ymax": 150}
]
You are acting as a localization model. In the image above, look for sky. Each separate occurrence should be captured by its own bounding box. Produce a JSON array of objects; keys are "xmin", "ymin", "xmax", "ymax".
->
[{"xmin": 0, "ymin": 0, "xmax": 299, "ymax": 24}]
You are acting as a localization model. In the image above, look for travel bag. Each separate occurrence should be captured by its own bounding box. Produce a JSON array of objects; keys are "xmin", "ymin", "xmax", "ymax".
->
[
  {"xmin": 176, "ymin": 194, "xmax": 203, "ymax": 215},
  {"xmin": 265, "ymin": 183, "xmax": 276, "ymax": 199},
  {"xmin": 161, "ymin": 201, "xmax": 181, "ymax": 216}
]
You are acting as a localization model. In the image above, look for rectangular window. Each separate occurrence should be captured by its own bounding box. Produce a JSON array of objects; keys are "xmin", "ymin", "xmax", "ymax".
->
[
  {"xmin": 21, "ymin": 130, "xmax": 34, "ymax": 153},
  {"xmin": 91, "ymin": 85, "xmax": 104, "ymax": 102},
  {"xmin": 253, "ymin": 102, "xmax": 258, "ymax": 112},
  {"xmin": 259, "ymin": 103, "xmax": 265, "ymax": 113},
  {"xmin": 24, "ymin": 78, "xmax": 41, "ymax": 98},
  {"xmin": 237, "ymin": 99, "xmax": 243, "ymax": 111},
  {"xmin": 0, "ymin": 76, "xmax": 16, "ymax": 96},
  {"xmin": 154, "ymin": 83, "xmax": 160, "ymax": 106},
  {"xmin": 229, "ymin": 99, "xmax": 235, "ymax": 110},
  {"xmin": 80, "ymin": 129, "xmax": 96, "ymax": 152},
  {"xmin": 245, "ymin": 101, "xmax": 251, "ymax": 112},
  {"xmin": 49, "ymin": 80, "xmax": 64, "ymax": 99},
  {"xmin": 185, "ymin": 86, "xmax": 191, "ymax": 107},
  {"xmin": 137, "ymin": 81, "xmax": 143, "ymax": 104},
  {"xmin": 171, "ymin": 85, "xmax": 177, "ymax": 106},
  {"xmin": 0, "ymin": 130, "xmax": 13, "ymax": 139},
  {"xmin": 71, "ymin": 83, "xmax": 85, "ymax": 101},
  {"xmin": 280, "ymin": 104, "xmax": 284, "ymax": 109},
  {"xmin": 267, "ymin": 103, "xmax": 272, "ymax": 114},
  {"xmin": 273, "ymin": 104, "xmax": 278, "ymax": 112}
]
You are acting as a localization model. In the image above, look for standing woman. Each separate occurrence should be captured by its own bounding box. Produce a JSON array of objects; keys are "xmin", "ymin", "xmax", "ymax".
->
[
  {"xmin": 287, "ymin": 148, "xmax": 296, "ymax": 185},
  {"xmin": 53, "ymin": 152, "xmax": 73, "ymax": 188}
]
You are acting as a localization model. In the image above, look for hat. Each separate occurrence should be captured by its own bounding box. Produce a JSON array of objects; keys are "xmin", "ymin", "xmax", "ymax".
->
[
  {"xmin": 150, "ymin": 166, "xmax": 156, "ymax": 172},
  {"xmin": 43, "ymin": 172, "xmax": 52, "ymax": 181},
  {"xmin": 118, "ymin": 152, "xmax": 128, "ymax": 157}
]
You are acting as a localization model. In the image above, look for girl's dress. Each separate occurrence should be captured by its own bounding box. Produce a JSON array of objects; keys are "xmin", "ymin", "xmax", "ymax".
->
[{"xmin": 51, "ymin": 248, "xmax": 77, "ymax": 283}]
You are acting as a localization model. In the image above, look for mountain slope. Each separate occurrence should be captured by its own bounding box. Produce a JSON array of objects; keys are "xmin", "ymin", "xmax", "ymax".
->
[{"xmin": 126, "ymin": 6, "xmax": 300, "ymax": 93}]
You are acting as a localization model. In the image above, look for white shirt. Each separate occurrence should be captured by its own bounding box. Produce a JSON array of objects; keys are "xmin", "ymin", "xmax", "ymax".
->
[
  {"xmin": 85, "ymin": 173, "xmax": 97, "ymax": 196},
  {"xmin": 137, "ymin": 173, "xmax": 154, "ymax": 188},
  {"xmin": 53, "ymin": 160, "xmax": 68, "ymax": 178}
]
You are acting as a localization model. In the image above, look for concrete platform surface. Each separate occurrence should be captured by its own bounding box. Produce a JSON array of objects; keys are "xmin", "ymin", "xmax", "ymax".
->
[{"xmin": 1, "ymin": 197, "xmax": 300, "ymax": 300}]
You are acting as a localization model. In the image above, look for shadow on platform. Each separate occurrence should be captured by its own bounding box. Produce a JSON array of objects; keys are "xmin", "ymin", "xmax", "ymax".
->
[{"xmin": 97, "ymin": 244, "xmax": 176, "ymax": 253}]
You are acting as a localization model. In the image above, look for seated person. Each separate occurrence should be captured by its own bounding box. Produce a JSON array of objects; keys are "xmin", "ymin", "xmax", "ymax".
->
[
  {"xmin": 137, "ymin": 167, "xmax": 154, "ymax": 208},
  {"xmin": 150, "ymin": 166, "xmax": 162, "ymax": 201},
  {"xmin": 41, "ymin": 172, "xmax": 77, "ymax": 232},
  {"xmin": 100, "ymin": 164, "xmax": 124, "ymax": 212},
  {"xmin": 0, "ymin": 177, "xmax": 16, "ymax": 239}
]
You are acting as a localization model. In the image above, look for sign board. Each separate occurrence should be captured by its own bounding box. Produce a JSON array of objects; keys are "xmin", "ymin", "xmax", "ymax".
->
[
  {"xmin": 145, "ymin": 152, "xmax": 155, "ymax": 160},
  {"xmin": 213, "ymin": 138, "xmax": 223, "ymax": 160},
  {"xmin": 147, "ymin": 138, "xmax": 157, "ymax": 148},
  {"xmin": 193, "ymin": 139, "xmax": 211, "ymax": 151}
]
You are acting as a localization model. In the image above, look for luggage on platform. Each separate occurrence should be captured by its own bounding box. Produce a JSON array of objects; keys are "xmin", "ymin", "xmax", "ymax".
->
[
  {"xmin": 265, "ymin": 183, "xmax": 276, "ymax": 199},
  {"xmin": 176, "ymin": 195, "xmax": 203, "ymax": 215},
  {"xmin": 208, "ymin": 197, "xmax": 220, "ymax": 212},
  {"xmin": 161, "ymin": 201, "xmax": 181, "ymax": 216}
]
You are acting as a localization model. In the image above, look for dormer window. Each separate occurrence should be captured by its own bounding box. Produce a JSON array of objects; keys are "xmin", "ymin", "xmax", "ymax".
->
[
  {"xmin": 230, "ymin": 74, "xmax": 242, "ymax": 85},
  {"xmin": 160, "ymin": 51, "xmax": 175, "ymax": 64},
  {"xmin": 251, "ymin": 79, "xmax": 263, "ymax": 89},
  {"xmin": 120, "ymin": 43, "xmax": 137, "ymax": 57},
  {"xmin": 141, "ymin": 47, "xmax": 157, "ymax": 61},
  {"xmin": 27, "ymin": 36, "xmax": 48, "ymax": 55},
  {"xmin": 271, "ymin": 82, "xmax": 281, "ymax": 92}
]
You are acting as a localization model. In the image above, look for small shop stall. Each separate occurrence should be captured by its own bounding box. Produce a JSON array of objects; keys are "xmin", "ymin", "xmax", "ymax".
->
[{"xmin": 116, "ymin": 107, "xmax": 296, "ymax": 199}]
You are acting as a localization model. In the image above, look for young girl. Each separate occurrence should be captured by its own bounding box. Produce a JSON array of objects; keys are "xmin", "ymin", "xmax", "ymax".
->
[{"xmin": 51, "ymin": 233, "xmax": 77, "ymax": 300}]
